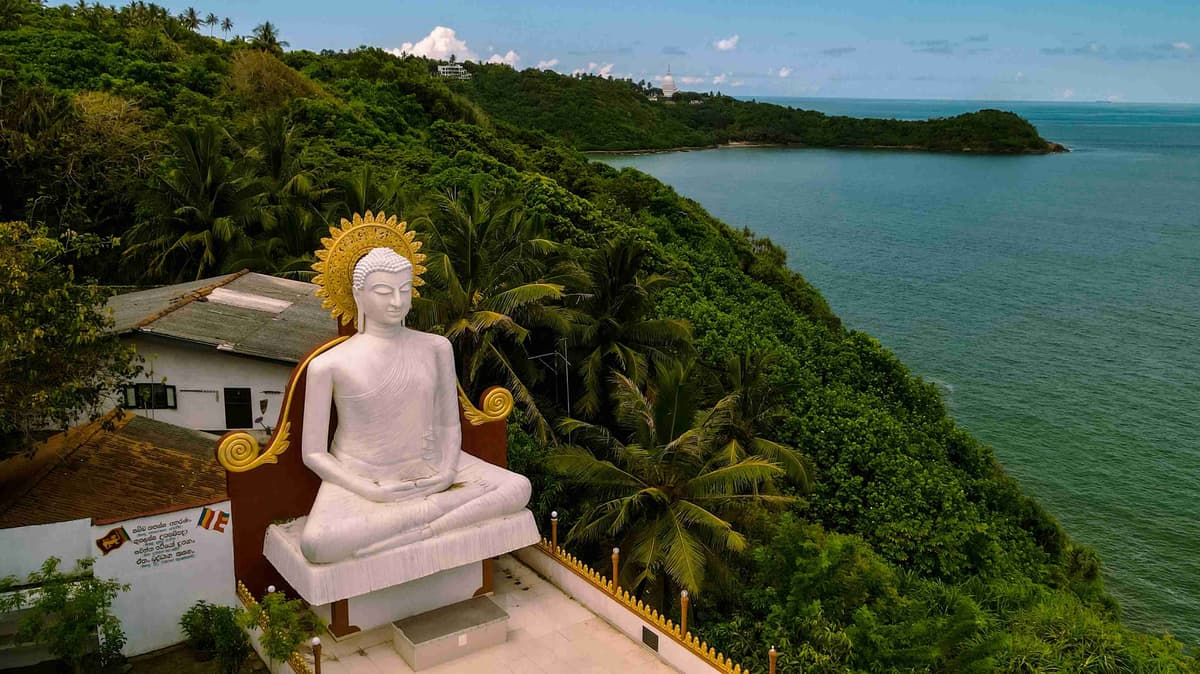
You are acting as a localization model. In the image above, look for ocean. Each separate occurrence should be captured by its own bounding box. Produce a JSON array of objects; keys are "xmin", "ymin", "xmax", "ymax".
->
[{"xmin": 598, "ymin": 98, "xmax": 1200, "ymax": 643}]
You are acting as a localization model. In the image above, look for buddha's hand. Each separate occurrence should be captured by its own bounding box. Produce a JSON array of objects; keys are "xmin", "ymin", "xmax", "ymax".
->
[
  {"xmin": 358, "ymin": 480, "xmax": 402, "ymax": 503},
  {"xmin": 373, "ymin": 475, "xmax": 446, "ymax": 500}
]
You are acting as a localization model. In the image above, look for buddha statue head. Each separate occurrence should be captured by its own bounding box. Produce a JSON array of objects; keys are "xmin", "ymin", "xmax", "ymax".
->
[{"xmin": 350, "ymin": 247, "xmax": 414, "ymax": 333}]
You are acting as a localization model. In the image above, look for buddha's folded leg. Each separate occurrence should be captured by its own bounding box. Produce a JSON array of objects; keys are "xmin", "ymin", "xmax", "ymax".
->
[
  {"xmin": 424, "ymin": 457, "xmax": 532, "ymax": 536},
  {"xmin": 301, "ymin": 481, "xmax": 457, "ymax": 563},
  {"xmin": 300, "ymin": 459, "xmax": 534, "ymax": 563},
  {"xmin": 352, "ymin": 480, "xmax": 500, "ymax": 557}
]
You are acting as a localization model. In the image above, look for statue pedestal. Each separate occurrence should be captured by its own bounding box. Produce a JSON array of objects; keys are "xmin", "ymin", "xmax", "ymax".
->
[{"xmin": 264, "ymin": 509, "xmax": 539, "ymax": 633}]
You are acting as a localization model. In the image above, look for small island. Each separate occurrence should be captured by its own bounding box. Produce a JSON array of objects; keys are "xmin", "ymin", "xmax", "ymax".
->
[{"xmin": 462, "ymin": 65, "xmax": 1067, "ymax": 154}]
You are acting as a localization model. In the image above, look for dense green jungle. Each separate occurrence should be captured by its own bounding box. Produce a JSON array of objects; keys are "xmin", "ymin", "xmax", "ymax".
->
[{"xmin": 0, "ymin": 2, "xmax": 1193, "ymax": 671}]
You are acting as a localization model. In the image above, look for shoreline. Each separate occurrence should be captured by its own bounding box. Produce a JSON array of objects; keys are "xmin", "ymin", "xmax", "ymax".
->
[{"xmin": 585, "ymin": 140, "xmax": 1068, "ymax": 156}]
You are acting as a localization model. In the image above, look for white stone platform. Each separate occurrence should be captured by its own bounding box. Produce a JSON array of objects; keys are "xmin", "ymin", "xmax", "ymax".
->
[
  {"xmin": 265, "ymin": 510, "xmax": 539, "ymax": 606},
  {"xmin": 307, "ymin": 554, "xmax": 677, "ymax": 674}
]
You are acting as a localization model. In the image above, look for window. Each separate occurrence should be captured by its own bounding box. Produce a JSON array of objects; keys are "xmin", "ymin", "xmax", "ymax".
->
[{"xmin": 122, "ymin": 383, "xmax": 177, "ymax": 410}]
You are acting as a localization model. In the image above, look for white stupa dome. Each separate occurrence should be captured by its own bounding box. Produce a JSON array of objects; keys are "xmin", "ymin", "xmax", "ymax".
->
[{"xmin": 661, "ymin": 70, "xmax": 678, "ymax": 98}]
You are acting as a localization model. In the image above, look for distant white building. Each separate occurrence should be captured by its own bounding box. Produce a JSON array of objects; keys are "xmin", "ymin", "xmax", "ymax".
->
[
  {"xmin": 437, "ymin": 63, "xmax": 471, "ymax": 79},
  {"xmin": 660, "ymin": 66, "xmax": 678, "ymax": 99},
  {"xmin": 105, "ymin": 271, "xmax": 337, "ymax": 437}
]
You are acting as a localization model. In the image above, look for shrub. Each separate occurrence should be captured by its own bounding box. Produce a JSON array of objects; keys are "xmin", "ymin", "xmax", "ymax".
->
[
  {"xmin": 211, "ymin": 605, "xmax": 252, "ymax": 674},
  {"xmin": 179, "ymin": 599, "xmax": 217, "ymax": 657},
  {"xmin": 180, "ymin": 600, "xmax": 250, "ymax": 671},
  {"xmin": 0, "ymin": 557, "xmax": 129, "ymax": 674},
  {"xmin": 239, "ymin": 590, "xmax": 324, "ymax": 664}
]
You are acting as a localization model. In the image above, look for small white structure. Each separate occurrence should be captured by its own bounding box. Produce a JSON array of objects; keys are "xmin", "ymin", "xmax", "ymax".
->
[
  {"xmin": 106, "ymin": 271, "xmax": 337, "ymax": 436},
  {"xmin": 0, "ymin": 414, "xmax": 234, "ymax": 665},
  {"xmin": 660, "ymin": 66, "xmax": 678, "ymax": 99},
  {"xmin": 437, "ymin": 63, "xmax": 471, "ymax": 79}
]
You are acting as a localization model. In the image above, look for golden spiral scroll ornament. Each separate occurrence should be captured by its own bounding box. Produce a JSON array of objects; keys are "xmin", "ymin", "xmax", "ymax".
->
[
  {"xmin": 458, "ymin": 384, "xmax": 515, "ymax": 426},
  {"xmin": 216, "ymin": 422, "xmax": 291, "ymax": 473},
  {"xmin": 311, "ymin": 211, "xmax": 427, "ymax": 326}
]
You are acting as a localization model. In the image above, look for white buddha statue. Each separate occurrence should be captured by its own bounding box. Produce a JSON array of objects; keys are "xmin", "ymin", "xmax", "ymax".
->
[{"xmin": 298, "ymin": 247, "xmax": 532, "ymax": 563}]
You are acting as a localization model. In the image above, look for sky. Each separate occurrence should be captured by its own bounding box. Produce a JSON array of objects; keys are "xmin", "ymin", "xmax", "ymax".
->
[{"xmin": 167, "ymin": 0, "xmax": 1199, "ymax": 103}]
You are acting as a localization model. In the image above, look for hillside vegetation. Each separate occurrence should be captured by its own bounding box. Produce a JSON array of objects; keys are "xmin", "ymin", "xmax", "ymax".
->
[
  {"xmin": 0, "ymin": 3, "xmax": 1191, "ymax": 671},
  {"xmin": 463, "ymin": 65, "xmax": 1062, "ymax": 153}
]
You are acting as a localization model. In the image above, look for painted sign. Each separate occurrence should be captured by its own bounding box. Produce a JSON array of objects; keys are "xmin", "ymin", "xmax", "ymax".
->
[
  {"xmin": 129, "ymin": 515, "xmax": 197, "ymax": 568},
  {"xmin": 95, "ymin": 526, "xmax": 130, "ymax": 555}
]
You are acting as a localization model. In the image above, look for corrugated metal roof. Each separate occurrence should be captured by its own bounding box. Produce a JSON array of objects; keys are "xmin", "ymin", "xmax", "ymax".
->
[
  {"xmin": 105, "ymin": 272, "xmax": 338, "ymax": 363},
  {"xmin": 0, "ymin": 414, "xmax": 226, "ymax": 528}
]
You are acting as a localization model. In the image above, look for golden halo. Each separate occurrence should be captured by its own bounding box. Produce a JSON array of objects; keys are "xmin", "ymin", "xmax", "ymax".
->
[{"xmin": 311, "ymin": 211, "xmax": 427, "ymax": 325}]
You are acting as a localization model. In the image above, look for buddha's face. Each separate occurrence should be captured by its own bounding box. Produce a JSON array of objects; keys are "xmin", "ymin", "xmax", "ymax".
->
[{"xmin": 354, "ymin": 269, "xmax": 413, "ymax": 328}]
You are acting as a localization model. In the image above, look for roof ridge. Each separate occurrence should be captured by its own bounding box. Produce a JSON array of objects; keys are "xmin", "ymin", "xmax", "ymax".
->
[{"xmin": 134, "ymin": 269, "xmax": 251, "ymax": 330}]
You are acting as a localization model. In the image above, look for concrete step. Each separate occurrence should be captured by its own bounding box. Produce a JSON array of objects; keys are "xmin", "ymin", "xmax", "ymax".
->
[{"xmin": 391, "ymin": 596, "xmax": 508, "ymax": 671}]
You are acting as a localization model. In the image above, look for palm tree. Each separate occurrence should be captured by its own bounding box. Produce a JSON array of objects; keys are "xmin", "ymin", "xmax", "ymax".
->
[
  {"xmin": 550, "ymin": 362, "xmax": 790, "ymax": 605},
  {"xmin": 567, "ymin": 239, "xmax": 691, "ymax": 420},
  {"xmin": 125, "ymin": 122, "xmax": 264, "ymax": 281},
  {"xmin": 415, "ymin": 182, "xmax": 568, "ymax": 438},
  {"xmin": 251, "ymin": 21, "xmax": 287, "ymax": 53},
  {"xmin": 225, "ymin": 113, "xmax": 330, "ymax": 278},
  {"xmin": 204, "ymin": 11, "xmax": 217, "ymax": 35},
  {"xmin": 220, "ymin": 16, "xmax": 232, "ymax": 37},
  {"xmin": 181, "ymin": 6, "xmax": 199, "ymax": 31},
  {"xmin": 699, "ymin": 348, "xmax": 812, "ymax": 492}
]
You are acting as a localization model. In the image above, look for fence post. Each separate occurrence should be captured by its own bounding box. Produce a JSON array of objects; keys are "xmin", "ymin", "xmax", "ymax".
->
[
  {"xmin": 311, "ymin": 637, "xmax": 322, "ymax": 674},
  {"xmin": 680, "ymin": 590, "xmax": 689, "ymax": 635},
  {"xmin": 611, "ymin": 547, "xmax": 620, "ymax": 594},
  {"xmin": 551, "ymin": 511, "xmax": 559, "ymax": 554},
  {"xmin": 769, "ymin": 645, "xmax": 778, "ymax": 674}
]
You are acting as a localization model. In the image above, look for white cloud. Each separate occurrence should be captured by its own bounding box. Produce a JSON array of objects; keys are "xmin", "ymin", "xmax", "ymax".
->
[
  {"xmin": 713, "ymin": 34, "xmax": 740, "ymax": 51},
  {"xmin": 679, "ymin": 75, "xmax": 705, "ymax": 84},
  {"xmin": 536, "ymin": 58, "xmax": 559, "ymax": 69},
  {"xmin": 485, "ymin": 50, "xmax": 521, "ymax": 67},
  {"xmin": 731, "ymin": 80, "xmax": 744, "ymax": 86},
  {"xmin": 1104, "ymin": 93, "xmax": 1125, "ymax": 102},
  {"xmin": 1058, "ymin": 87, "xmax": 1075, "ymax": 100},
  {"xmin": 1015, "ymin": 71, "xmax": 1026, "ymax": 82},
  {"xmin": 712, "ymin": 73, "xmax": 728, "ymax": 84},
  {"xmin": 777, "ymin": 66, "xmax": 792, "ymax": 78},
  {"xmin": 1172, "ymin": 41, "xmax": 1193, "ymax": 52},
  {"xmin": 573, "ymin": 62, "xmax": 616, "ymax": 78},
  {"xmin": 393, "ymin": 26, "xmax": 477, "ymax": 61}
]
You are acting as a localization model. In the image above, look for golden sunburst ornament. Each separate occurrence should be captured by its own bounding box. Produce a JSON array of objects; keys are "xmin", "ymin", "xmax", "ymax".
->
[{"xmin": 312, "ymin": 211, "xmax": 427, "ymax": 325}]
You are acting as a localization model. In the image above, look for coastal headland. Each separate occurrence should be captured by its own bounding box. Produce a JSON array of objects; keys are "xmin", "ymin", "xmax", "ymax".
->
[
  {"xmin": 462, "ymin": 65, "xmax": 1066, "ymax": 154},
  {"xmin": 585, "ymin": 138, "xmax": 1070, "ymax": 155}
]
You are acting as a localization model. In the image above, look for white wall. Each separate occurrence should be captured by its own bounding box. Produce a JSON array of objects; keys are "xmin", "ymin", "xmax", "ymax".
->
[
  {"xmin": 0, "ymin": 519, "xmax": 92, "ymax": 580},
  {"xmin": 0, "ymin": 501, "xmax": 237, "ymax": 666},
  {"xmin": 126, "ymin": 336, "xmax": 295, "ymax": 434},
  {"xmin": 92, "ymin": 501, "xmax": 237, "ymax": 655}
]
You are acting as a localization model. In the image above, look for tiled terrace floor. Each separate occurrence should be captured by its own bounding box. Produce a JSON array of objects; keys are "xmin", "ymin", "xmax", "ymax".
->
[{"xmin": 313, "ymin": 554, "xmax": 678, "ymax": 674}]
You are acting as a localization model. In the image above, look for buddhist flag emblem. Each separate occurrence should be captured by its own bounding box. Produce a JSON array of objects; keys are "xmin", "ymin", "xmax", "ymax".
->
[{"xmin": 197, "ymin": 507, "xmax": 231, "ymax": 533}]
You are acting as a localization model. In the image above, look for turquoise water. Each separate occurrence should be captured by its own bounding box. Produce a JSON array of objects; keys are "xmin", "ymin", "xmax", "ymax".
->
[{"xmin": 600, "ymin": 99, "xmax": 1200, "ymax": 643}]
